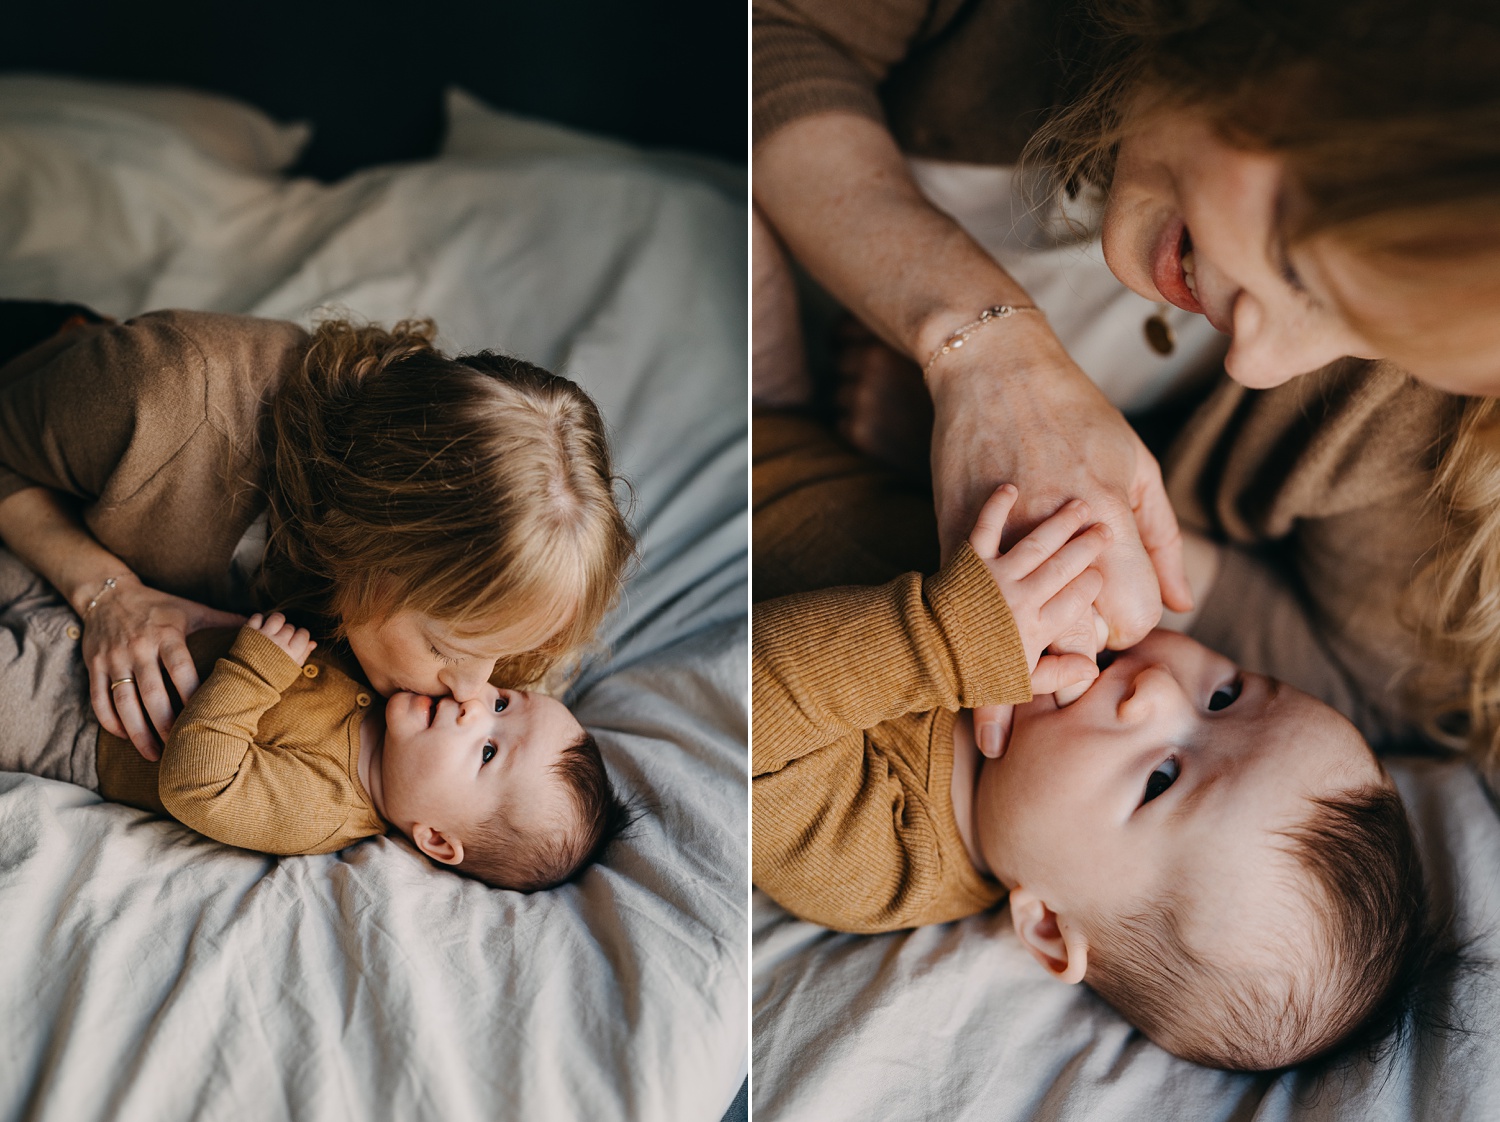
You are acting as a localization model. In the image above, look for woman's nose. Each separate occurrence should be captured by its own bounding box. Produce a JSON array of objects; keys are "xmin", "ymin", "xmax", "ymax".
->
[
  {"xmin": 1225, "ymin": 290, "xmax": 1372, "ymax": 389},
  {"xmin": 438, "ymin": 663, "xmax": 494, "ymax": 705}
]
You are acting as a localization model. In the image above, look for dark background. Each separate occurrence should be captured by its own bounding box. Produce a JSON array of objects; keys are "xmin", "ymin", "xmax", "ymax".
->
[{"xmin": 0, "ymin": 0, "xmax": 745, "ymax": 179}]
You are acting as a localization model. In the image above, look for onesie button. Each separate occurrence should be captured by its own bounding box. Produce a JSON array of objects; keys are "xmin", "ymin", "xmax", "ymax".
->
[
  {"xmin": 303, "ymin": 664, "xmax": 319, "ymax": 678},
  {"xmin": 355, "ymin": 692, "xmax": 371, "ymax": 707},
  {"xmin": 65, "ymin": 625, "xmax": 81, "ymax": 640}
]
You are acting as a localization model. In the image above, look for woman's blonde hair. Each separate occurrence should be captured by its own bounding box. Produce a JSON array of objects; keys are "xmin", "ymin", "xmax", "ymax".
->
[
  {"xmin": 259, "ymin": 317, "xmax": 634, "ymax": 687},
  {"xmin": 1404, "ymin": 398, "xmax": 1500, "ymax": 769},
  {"xmin": 1028, "ymin": 0, "xmax": 1500, "ymax": 768},
  {"xmin": 1029, "ymin": 0, "xmax": 1500, "ymax": 271}
]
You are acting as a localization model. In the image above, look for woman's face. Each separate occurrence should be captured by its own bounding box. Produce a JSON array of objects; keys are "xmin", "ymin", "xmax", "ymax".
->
[
  {"xmin": 345, "ymin": 608, "xmax": 562, "ymax": 702},
  {"xmin": 1100, "ymin": 106, "xmax": 1500, "ymax": 393}
]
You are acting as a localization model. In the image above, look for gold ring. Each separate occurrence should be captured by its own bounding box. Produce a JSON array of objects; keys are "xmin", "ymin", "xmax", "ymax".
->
[{"xmin": 109, "ymin": 676, "xmax": 136, "ymax": 690}]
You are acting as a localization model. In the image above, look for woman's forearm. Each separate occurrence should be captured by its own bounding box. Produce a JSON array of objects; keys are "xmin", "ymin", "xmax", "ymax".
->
[
  {"xmin": 0, "ymin": 486, "xmax": 134, "ymax": 616},
  {"xmin": 754, "ymin": 112, "xmax": 1036, "ymax": 363}
]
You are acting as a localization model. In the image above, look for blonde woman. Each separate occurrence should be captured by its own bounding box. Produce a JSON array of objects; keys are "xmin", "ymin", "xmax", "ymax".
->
[
  {"xmin": 0, "ymin": 304, "xmax": 633, "ymax": 764},
  {"xmin": 753, "ymin": 0, "xmax": 1500, "ymax": 773}
]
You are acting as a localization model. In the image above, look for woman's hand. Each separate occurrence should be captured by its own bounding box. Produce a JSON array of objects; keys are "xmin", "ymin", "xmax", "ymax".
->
[
  {"xmin": 81, "ymin": 574, "xmax": 247, "ymax": 761},
  {"xmin": 926, "ymin": 319, "xmax": 1192, "ymax": 651}
]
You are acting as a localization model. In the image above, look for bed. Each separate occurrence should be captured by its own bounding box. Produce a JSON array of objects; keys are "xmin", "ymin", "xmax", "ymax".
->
[
  {"xmin": 752, "ymin": 162, "xmax": 1500, "ymax": 1121},
  {"xmin": 0, "ymin": 76, "xmax": 747, "ymax": 1122}
]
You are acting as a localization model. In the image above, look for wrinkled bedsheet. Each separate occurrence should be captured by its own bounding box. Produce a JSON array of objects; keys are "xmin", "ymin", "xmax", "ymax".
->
[{"xmin": 0, "ymin": 78, "xmax": 746, "ymax": 1122}]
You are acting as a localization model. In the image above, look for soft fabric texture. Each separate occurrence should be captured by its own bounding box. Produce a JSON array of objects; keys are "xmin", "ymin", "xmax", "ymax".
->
[
  {"xmin": 753, "ymin": 0, "xmax": 1067, "ymax": 160},
  {"xmin": 753, "ymin": 543, "xmax": 1027, "ymax": 932},
  {"xmin": 0, "ymin": 310, "xmax": 308, "ymax": 610},
  {"xmin": 1164, "ymin": 358, "xmax": 1461, "ymax": 745},
  {"xmin": 0, "ymin": 80, "xmax": 746, "ymax": 1122},
  {"xmin": 99, "ymin": 626, "xmax": 383, "ymax": 855},
  {"xmin": 0, "ymin": 549, "xmax": 99, "ymax": 789}
]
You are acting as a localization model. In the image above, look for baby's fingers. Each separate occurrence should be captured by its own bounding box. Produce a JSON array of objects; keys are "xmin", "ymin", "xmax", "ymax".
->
[
  {"xmin": 1026, "ymin": 521, "xmax": 1111, "ymax": 603},
  {"xmin": 1038, "ymin": 566, "xmax": 1105, "ymax": 639},
  {"xmin": 968, "ymin": 484, "xmax": 1018, "ymax": 559},
  {"xmin": 1032, "ymin": 653, "xmax": 1100, "ymax": 696},
  {"xmin": 998, "ymin": 499, "xmax": 1091, "ymax": 580}
]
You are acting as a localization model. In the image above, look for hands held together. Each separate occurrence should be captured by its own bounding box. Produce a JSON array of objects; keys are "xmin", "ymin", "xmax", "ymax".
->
[{"xmin": 967, "ymin": 484, "xmax": 1114, "ymax": 760}]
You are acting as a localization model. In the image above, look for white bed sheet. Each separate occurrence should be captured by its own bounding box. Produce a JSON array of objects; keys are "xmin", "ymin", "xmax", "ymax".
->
[{"xmin": 0, "ymin": 79, "xmax": 747, "ymax": 1122}]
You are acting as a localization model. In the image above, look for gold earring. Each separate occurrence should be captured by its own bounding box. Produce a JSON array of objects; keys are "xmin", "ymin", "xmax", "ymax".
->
[{"xmin": 1144, "ymin": 303, "xmax": 1175, "ymax": 356}]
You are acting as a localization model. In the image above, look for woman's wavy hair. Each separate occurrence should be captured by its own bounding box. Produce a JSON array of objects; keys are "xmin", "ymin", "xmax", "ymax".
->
[
  {"xmin": 1030, "ymin": 0, "xmax": 1500, "ymax": 772},
  {"xmin": 258, "ymin": 317, "xmax": 634, "ymax": 687}
]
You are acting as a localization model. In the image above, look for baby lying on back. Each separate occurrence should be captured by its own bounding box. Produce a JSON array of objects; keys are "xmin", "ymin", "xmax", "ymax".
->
[
  {"xmin": 0, "ymin": 550, "xmax": 623, "ymax": 892},
  {"xmin": 753, "ymin": 485, "xmax": 1434, "ymax": 1071}
]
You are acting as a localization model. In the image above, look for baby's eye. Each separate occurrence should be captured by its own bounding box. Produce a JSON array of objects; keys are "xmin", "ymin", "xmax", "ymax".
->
[
  {"xmin": 482, "ymin": 741, "xmax": 497, "ymax": 765},
  {"xmin": 1142, "ymin": 757, "xmax": 1179, "ymax": 804},
  {"xmin": 494, "ymin": 696, "xmax": 508, "ymax": 714},
  {"xmin": 1208, "ymin": 676, "xmax": 1243, "ymax": 711}
]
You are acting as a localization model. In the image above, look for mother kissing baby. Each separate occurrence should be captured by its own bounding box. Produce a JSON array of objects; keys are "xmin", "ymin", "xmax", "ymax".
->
[{"xmin": 0, "ymin": 303, "xmax": 634, "ymax": 890}]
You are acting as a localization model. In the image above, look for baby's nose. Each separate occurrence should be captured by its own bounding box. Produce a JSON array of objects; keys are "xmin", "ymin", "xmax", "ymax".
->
[{"xmin": 1117, "ymin": 663, "xmax": 1178, "ymax": 720}]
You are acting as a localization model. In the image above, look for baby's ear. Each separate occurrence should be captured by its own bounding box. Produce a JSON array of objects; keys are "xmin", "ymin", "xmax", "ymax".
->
[
  {"xmin": 1010, "ymin": 887, "xmax": 1089, "ymax": 984},
  {"xmin": 411, "ymin": 824, "xmax": 465, "ymax": 866}
]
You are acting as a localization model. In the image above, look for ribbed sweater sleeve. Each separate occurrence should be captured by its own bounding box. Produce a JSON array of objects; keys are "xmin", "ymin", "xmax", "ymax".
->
[
  {"xmin": 753, "ymin": 0, "xmax": 964, "ymax": 146},
  {"xmin": 752, "ymin": 544, "xmax": 1028, "ymax": 932},
  {"xmin": 158, "ymin": 627, "xmax": 355, "ymax": 855}
]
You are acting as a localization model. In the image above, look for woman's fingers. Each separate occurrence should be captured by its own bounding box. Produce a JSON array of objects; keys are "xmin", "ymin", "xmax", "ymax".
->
[
  {"xmin": 194, "ymin": 605, "xmax": 250, "ymax": 631},
  {"xmin": 161, "ymin": 639, "xmax": 202, "ymax": 709},
  {"xmin": 997, "ymin": 499, "xmax": 1092, "ymax": 580},
  {"xmin": 968, "ymin": 484, "xmax": 1018, "ymax": 559},
  {"xmin": 108, "ymin": 674, "xmax": 162, "ymax": 762},
  {"xmin": 87, "ymin": 662, "xmax": 128, "ymax": 740},
  {"xmin": 132, "ymin": 660, "xmax": 177, "ymax": 743},
  {"xmin": 1131, "ymin": 452, "xmax": 1193, "ymax": 613}
]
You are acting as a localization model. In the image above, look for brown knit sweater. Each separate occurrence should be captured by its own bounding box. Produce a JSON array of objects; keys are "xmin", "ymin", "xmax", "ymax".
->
[
  {"xmin": 1164, "ymin": 359, "xmax": 1462, "ymax": 745},
  {"xmin": 0, "ymin": 310, "xmax": 309, "ymax": 609},
  {"xmin": 97, "ymin": 625, "xmax": 386, "ymax": 855},
  {"xmin": 753, "ymin": 543, "xmax": 1031, "ymax": 933},
  {"xmin": 754, "ymin": 0, "xmax": 1068, "ymax": 162}
]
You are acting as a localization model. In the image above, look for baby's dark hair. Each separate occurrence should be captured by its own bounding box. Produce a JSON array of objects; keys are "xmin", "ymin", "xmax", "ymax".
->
[
  {"xmin": 1084, "ymin": 785, "xmax": 1453, "ymax": 1070},
  {"xmin": 457, "ymin": 729, "xmax": 631, "ymax": 892}
]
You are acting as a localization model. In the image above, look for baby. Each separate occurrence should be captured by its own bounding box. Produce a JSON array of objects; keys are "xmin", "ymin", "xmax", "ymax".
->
[
  {"xmin": 0, "ymin": 551, "xmax": 622, "ymax": 892},
  {"xmin": 754, "ymin": 485, "xmax": 1431, "ymax": 1070}
]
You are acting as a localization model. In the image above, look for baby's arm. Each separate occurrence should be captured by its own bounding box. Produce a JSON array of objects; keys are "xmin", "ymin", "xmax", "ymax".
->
[
  {"xmin": 157, "ymin": 613, "xmax": 338, "ymax": 855},
  {"xmin": 754, "ymin": 491, "xmax": 1107, "ymax": 931},
  {"xmin": 754, "ymin": 542, "xmax": 1030, "ymax": 932}
]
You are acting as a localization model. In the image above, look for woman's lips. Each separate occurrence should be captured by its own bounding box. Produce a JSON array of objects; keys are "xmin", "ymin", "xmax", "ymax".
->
[{"xmin": 1150, "ymin": 220, "xmax": 1205, "ymax": 316}]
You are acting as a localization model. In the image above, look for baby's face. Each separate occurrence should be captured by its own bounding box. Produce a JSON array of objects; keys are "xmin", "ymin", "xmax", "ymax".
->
[
  {"xmin": 976, "ymin": 631, "xmax": 1386, "ymax": 942},
  {"xmin": 377, "ymin": 682, "xmax": 584, "ymax": 848}
]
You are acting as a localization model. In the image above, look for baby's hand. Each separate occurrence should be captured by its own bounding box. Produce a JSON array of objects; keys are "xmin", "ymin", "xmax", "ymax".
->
[
  {"xmin": 247, "ymin": 611, "xmax": 317, "ymax": 667},
  {"xmin": 969, "ymin": 483, "xmax": 1109, "ymax": 697}
]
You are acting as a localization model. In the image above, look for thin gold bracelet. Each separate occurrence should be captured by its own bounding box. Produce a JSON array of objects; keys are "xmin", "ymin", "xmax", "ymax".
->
[
  {"xmin": 923, "ymin": 304, "xmax": 1044, "ymax": 379},
  {"xmin": 83, "ymin": 575, "xmax": 127, "ymax": 617}
]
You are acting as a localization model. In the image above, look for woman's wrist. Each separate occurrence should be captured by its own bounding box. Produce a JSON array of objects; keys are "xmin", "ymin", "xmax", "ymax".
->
[
  {"xmin": 918, "ymin": 308, "xmax": 1069, "ymax": 398},
  {"xmin": 66, "ymin": 568, "xmax": 139, "ymax": 619}
]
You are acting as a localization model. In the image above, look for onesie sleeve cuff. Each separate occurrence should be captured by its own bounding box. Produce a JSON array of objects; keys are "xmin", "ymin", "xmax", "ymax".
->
[
  {"xmin": 228, "ymin": 626, "xmax": 308, "ymax": 694},
  {"xmin": 924, "ymin": 543, "xmax": 1033, "ymax": 707}
]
